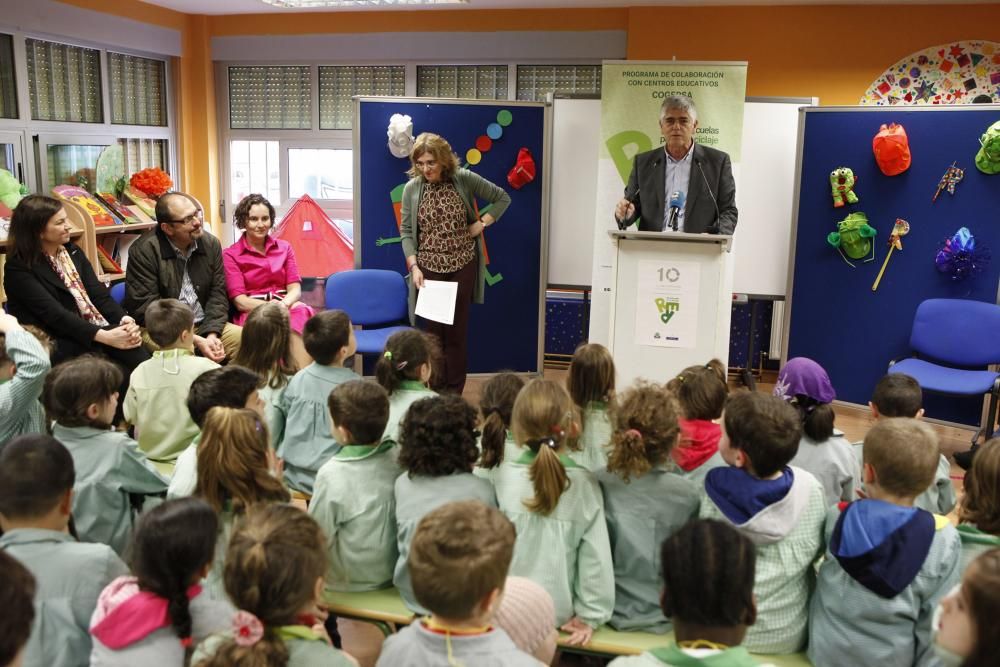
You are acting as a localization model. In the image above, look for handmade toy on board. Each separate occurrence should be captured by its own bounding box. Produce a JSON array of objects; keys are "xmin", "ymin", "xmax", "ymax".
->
[
  {"xmin": 871, "ymin": 218, "xmax": 910, "ymax": 292},
  {"xmin": 935, "ymin": 227, "xmax": 990, "ymax": 282},
  {"xmin": 976, "ymin": 120, "xmax": 1000, "ymax": 175},
  {"xmin": 933, "ymin": 162, "xmax": 965, "ymax": 202},
  {"xmin": 387, "ymin": 113, "xmax": 415, "ymax": 159},
  {"xmin": 828, "ymin": 211, "xmax": 877, "ymax": 267},
  {"xmin": 872, "ymin": 123, "xmax": 912, "ymax": 176},
  {"xmin": 830, "ymin": 167, "xmax": 859, "ymax": 207}
]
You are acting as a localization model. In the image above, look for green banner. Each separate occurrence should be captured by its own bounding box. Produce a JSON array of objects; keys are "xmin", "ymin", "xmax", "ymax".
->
[{"xmin": 600, "ymin": 61, "xmax": 748, "ymax": 185}]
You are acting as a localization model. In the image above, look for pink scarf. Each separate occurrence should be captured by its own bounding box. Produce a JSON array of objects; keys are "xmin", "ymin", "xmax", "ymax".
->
[
  {"xmin": 46, "ymin": 247, "xmax": 109, "ymax": 327},
  {"xmin": 90, "ymin": 576, "xmax": 202, "ymax": 649}
]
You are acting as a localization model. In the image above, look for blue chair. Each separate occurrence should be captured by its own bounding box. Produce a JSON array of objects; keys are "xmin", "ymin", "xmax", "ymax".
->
[
  {"xmin": 889, "ymin": 298, "xmax": 1000, "ymax": 445},
  {"xmin": 324, "ymin": 269, "xmax": 412, "ymax": 356},
  {"xmin": 109, "ymin": 281, "xmax": 126, "ymax": 305}
]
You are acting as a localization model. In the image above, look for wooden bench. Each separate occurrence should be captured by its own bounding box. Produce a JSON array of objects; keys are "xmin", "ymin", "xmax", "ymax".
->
[{"xmin": 323, "ymin": 588, "xmax": 812, "ymax": 664}]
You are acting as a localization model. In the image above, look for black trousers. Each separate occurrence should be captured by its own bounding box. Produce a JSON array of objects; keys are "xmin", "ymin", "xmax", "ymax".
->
[{"xmin": 419, "ymin": 258, "xmax": 477, "ymax": 395}]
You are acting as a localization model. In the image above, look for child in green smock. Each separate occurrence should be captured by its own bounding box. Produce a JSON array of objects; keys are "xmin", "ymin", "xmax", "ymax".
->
[
  {"xmin": 0, "ymin": 313, "xmax": 51, "ymax": 448},
  {"xmin": 474, "ymin": 372, "xmax": 525, "ymax": 485},
  {"xmin": 375, "ymin": 329, "xmax": 437, "ymax": 444},
  {"xmin": 567, "ymin": 343, "xmax": 615, "ymax": 472},
  {"xmin": 494, "ymin": 378, "xmax": 614, "ymax": 647},
  {"xmin": 957, "ymin": 438, "xmax": 1000, "ymax": 573},
  {"xmin": 231, "ymin": 302, "xmax": 299, "ymax": 448},
  {"xmin": 191, "ymin": 504, "xmax": 356, "ymax": 667},
  {"xmin": 0, "ymin": 434, "xmax": 128, "ymax": 667},
  {"xmin": 597, "ymin": 381, "xmax": 700, "ymax": 633},
  {"xmin": 666, "ymin": 359, "xmax": 729, "ymax": 488},
  {"xmin": 608, "ymin": 520, "xmax": 765, "ymax": 667},
  {"xmin": 45, "ymin": 357, "xmax": 168, "ymax": 556}
]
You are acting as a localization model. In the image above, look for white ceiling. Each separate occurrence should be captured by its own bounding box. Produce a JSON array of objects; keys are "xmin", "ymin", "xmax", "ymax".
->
[{"xmin": 140, "ymin": 0, "xmax": 998, "ymax": 14}]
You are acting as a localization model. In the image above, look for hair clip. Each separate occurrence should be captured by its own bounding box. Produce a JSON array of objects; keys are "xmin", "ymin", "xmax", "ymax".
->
[
  {"xmin": 549, "ymin": 424, "xmax": 565, "ymax": 438},
  {"xmin": 543, "ymin": 438, "xmax": 558, "ymax": 450},
  {"xmin": 526, "ymin": 436, "xmax": 558, "ymax": 451},
  {"xmin": 676, "ymin": 375, "xmax": 685, "ymax": 383},
  {"xmin": 179, "ymin": 637, "xmax": 193, "ymax": 649},
  {"xmin": 233, "ymin": 610, "xmax": 264, "ymax": 647},
  {"xmin": 254, "ymin": 420, "xmax": 263, "ymax": 433},
  {"xmin": 383, "ymin": 350, "xmax": 393, "ymax": 360},
  {"xmin": 625, "ymin": 428, "xmax": 643, "ymax": 441},
  {"xmin": 472, "ymin": 429, "xmax": 482, "ymax": 439},
  {"xmin": 396, "ymin": 360, "xmax": 408, "ymax": 371}
]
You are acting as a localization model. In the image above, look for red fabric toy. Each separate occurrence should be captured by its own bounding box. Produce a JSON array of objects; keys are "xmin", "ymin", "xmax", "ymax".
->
[
  {"xmin": 507, "ymin": 148, "xmax": 536, "ymax": 190},
  {"xmin": 872, "ymin": 123, "xmax": 912, "ymax": 176}
]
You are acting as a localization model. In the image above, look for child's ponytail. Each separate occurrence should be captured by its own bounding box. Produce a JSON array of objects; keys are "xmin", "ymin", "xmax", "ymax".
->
[
  {"xmin": 198, "ymin": 505, "xmax": 327, "ymax": 667},
  {"xmin": 130, "ymin": 498, "xmax": 217, "ymax": 653},
  {"xmin": 793, "ymin": 397, "xmax": 835, "ymax": 442},
  {"xmin": 512, "ymin": 379, "xmax": 578, "ymax": 515},
  {"xmin": 607, "ymin": 382, "xmax": 681, "ymax": 482},
  {"xmin": 376, "ymin": 329, "xmax": 434, "ymax": 395},
  {"xmin": 478, "ymin": 372, "xmax": 525, "ymax": 470}
]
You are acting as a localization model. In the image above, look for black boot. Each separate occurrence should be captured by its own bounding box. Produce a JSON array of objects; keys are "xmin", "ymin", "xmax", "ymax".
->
[{"xmin": 955, "ymin": 444, "xmax": 979, "ymax": 471}]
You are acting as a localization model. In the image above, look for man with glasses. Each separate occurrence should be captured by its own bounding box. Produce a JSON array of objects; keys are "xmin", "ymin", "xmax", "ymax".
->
[
  {"xmin": 124, "ymin": 192, "xmax": 240, "ymax": 362},
  {"xmin": 614, "ymin": 95, "xmax": 738, "ymax": 235}
]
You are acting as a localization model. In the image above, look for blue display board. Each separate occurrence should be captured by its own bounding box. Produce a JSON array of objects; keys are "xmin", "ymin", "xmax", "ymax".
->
[
  {"xmin": 355, "ymin": 98, "xmax": 547, "ymax": 375},
  {"xmin": 788, "ymin": 106, "xmax": 1000, "ymax": 426}
]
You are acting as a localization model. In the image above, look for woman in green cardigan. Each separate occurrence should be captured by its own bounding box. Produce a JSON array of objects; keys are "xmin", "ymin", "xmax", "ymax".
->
[{"xmin": 400, "ymin": 133, "xmax": 511, "ymax": 394}]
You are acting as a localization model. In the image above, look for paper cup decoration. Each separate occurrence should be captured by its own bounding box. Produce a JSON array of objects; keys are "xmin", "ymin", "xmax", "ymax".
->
[
  {"xmin": 872, "ymin": 123, "xmax": 912, "ymax": 176},
  {"xmin": 827, "ymin": 211, "xmax": 877, "ymax": 267},
  {"xmin": 507, "ymin": 148, "xmax": 536, "ymax": 190},
  {"xmin": 830, "ymin": 167, "xmax": 859, "ymax": 208}
]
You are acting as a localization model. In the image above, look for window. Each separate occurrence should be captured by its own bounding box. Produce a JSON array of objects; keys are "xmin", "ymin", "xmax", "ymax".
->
[
  {"xmin": 25, "ymin": 38, "xmax": 103, "ymax": 123},
  {"xmin": 0, "ymin": 34, "xmax": 16, "ymax": 119},
  {"xmin": 417, "ymin": 65, "xmax": 508, "ymax": 100},
  {"xmin": 516, "ymin": 64, "xmax": 601, "ymax": 101},
  {"xmin": 288, "ymin": 148, "xmax": 352, "ymax": 200},
  {"xmin": 108, "ymin": 53, "xmax": 167, "ymax": 126},
  {"xmin": 229, "ymin": 140, "xmax": 281, "ymax": 209},
  {"xmin": 45, "ymin": 143, "xmax": 107, "ymax": 190},
  {"xmin": 120, "ymin": 138, "xmax": 168, "ymax": 173},
  {"xmin": 318, "ymin": 65, "xmax": 404, "ymax": 129},
  {"xmin": 229, "ymin": 66, "xmax": 311, "ymax": 130}
]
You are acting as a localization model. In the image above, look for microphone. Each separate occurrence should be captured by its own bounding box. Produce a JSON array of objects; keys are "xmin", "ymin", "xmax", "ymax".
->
[
  {"xmin": 695, "ymin": 158, "xmax": 721, "ymax": 234},
  {"xmin": 617, "ymin": 185, "xmax": 640, "ymax": 230},
  {"xmin": 667, "ymin": 190, "xmax": 685, "ymax": 232}
]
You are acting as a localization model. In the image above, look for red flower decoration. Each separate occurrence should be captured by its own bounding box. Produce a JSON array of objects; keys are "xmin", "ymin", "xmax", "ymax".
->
[{"xmin": 129, "ymin": 168, "xmax": 173, "ymax": 199}]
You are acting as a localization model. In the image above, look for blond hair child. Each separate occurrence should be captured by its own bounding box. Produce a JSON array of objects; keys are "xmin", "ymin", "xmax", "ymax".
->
[{"xmin": 494, "ymin": 378, "xmax": 614, "ymax": 646}]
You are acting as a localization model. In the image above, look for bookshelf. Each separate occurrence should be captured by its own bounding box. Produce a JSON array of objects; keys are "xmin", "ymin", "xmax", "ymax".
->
[{"xmin": 60, "ymin": 197, "xmax": 155, "ymax": 284}]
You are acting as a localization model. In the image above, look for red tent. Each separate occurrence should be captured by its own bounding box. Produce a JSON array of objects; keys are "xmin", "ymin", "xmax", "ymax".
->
[{"xmin": 272, "ymin": 194, "xmax": 354, "ymax": 278}]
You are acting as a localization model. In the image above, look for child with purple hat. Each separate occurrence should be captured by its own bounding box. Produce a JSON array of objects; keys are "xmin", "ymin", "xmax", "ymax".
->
[{"xmin": 776, "ymin": 357, "xmax": 860, "ymax": 508}]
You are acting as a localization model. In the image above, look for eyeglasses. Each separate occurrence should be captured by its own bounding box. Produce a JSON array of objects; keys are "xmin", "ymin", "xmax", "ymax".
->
[
  {"xmin": 166, "ymin": 211, "xmax": 203, "ymax": 226},
  {"xmin": 415, "ymin": 159, "xmax": 438, "ymax": 169}
]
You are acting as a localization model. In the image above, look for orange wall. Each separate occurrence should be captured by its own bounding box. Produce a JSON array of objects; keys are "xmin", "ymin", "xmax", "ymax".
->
[{"xmin": 626, "ymin": 5, "xmax": 1000, "ymax": 105}]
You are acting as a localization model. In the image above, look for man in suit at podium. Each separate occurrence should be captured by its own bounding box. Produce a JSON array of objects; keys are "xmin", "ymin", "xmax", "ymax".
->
[{"xmin": 614, "ymin": 96, "xmax": 737, "ymax": 236}]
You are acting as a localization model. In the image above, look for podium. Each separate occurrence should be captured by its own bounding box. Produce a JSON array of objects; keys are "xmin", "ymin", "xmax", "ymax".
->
[{"xmin": 605, "ymin": 230, "xmax": 733, "ymax": 387}]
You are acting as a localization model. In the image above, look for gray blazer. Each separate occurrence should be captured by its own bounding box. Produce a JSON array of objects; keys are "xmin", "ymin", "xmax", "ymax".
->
[{"xmin": 620, "ymin": 142, "xmax": 738, "ymax": 235}]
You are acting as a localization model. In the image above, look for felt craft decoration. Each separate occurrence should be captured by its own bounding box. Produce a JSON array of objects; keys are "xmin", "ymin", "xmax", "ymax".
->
[
  {"xmin": 830, "ymin": 167, "xmax": 859, "ymax": 208},
  {"xmin": 872, "ymin": 124, "xmax": 912, "ymax": 176},
  {"xmin": 975, "ymin": 121, "xmax": 1000, "ymax": 175},
  {"xmin": 933, "ymin": 162, "xmax": 965, "ymax": 202},
  {"xmin": 507, "ymin": 148, "xmax": 536, "ymax": 190},
  {"xmin": 0, "ymin": 169, "xmax": 27, "ymax": 210},
  {"xmin": 935, "ymin": 227, "xmax": 990, "ymax": 282},
  {"xmin": 872, "ymin": 218, "xmax": 910, "ymax": 292},
  {"xmin": 387, "ymin": 113, "xmax": 415, "ymax": 159},
  {"xmin": 827, "ymin": 212, "xmax": 877, "ymax": 267}
]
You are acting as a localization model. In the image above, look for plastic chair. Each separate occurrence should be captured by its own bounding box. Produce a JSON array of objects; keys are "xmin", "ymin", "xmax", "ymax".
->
[
  {"xmin": 889, "ymin": 298, "xmax": 1000, "ymax": 445},
  {"xmin": 109, "ymin": 282, "xmax": 126, "ymax": 305},
  {"xmin": 324, "ymin": 269, "xmax": 412, "ymax": 356}
]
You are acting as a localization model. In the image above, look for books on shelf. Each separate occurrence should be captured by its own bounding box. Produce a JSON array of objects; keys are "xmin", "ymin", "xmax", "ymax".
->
[
  {"xmin": 123, "ymin": 186, "xmax": 156, "ymax": 219},
  {"xmin": 52, "ymin": 185, "xmax": 120, "ymax": 227},
  {"xmin": 95, "ymin": 242, "xmax": 123, "ymax": 275},
  {"xmin": 96, "ymin": 192, "xmax": 141, "ymax": 225}
]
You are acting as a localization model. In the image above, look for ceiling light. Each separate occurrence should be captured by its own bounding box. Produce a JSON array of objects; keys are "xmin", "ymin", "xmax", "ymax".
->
[{"xmin": 261, "ymin": 0, "xmax": 468, "ymax": 7}]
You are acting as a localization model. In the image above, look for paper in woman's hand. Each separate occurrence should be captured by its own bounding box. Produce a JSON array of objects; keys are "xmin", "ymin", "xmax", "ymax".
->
[{"xmin": 414, "ymin": 279, "xmax": 458, "ymax": 325}]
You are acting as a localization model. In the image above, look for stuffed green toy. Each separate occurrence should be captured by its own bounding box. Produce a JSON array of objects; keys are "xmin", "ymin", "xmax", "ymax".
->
[
  {"xmin": 0, "ymin": 168, "xmax": 27, "ymax": 210},
  {"xmin": 830, "ymin": 167, "xmax": 859, "ymax": 208},
  {"xmin": 827, "ymin": 211, "xmax": 877, "ymax": 266},
  {"xmin": 975, "ymin": 121, "xmax": 1000, "ymax": 175}
]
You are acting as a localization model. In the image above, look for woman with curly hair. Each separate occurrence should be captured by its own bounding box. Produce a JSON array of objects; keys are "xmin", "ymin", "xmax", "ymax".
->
[
  {"xmin": 392, "ymin": 394, "xmax": 497, "ymax": 614},
  {"xmin": 596, "ymin": 381, "xmax": 700, "ymax": 634},
  {"xmin": 223, "ymin": 194, "xmax": 314, "ymax": 368}
]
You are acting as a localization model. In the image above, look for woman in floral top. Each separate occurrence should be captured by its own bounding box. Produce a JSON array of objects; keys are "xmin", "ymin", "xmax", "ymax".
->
[{"xmin": 400, "ymin": 133, "xmax": 511, "ymax": 394}]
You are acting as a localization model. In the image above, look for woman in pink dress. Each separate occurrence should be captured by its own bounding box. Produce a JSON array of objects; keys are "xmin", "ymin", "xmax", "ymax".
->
[{"xmin": 223, "ymin": 194, "xmax": 314, "ymax": 367}]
